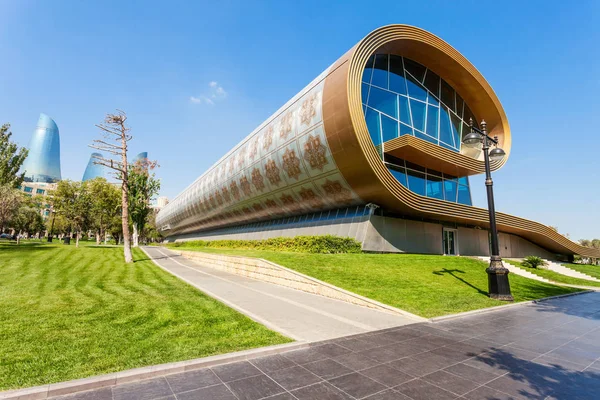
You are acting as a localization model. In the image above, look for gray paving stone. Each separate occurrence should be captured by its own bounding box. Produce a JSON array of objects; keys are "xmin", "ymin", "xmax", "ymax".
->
[
  {"xmin": 268, "ymin": 365, "xmax": 321, "ymax": 391},
  {"xmin": 112, "ymin": 377, "xmax": 173, "ymax": 400},
  {"xmin": 176, "ymin": 384, "xmax": 237, "ymax": 400},
  {"xmin": 333, "ymin": 352, "xmax": 380, "ymax": 371},
  {"xmin": 250, "ymin": 354, "xmax": 296, "ymax": 373},
  {"xmin": 290, "ymin": 382, "xmax": 352, "ymax": 400},
  {"xmin": 395, "ymin": 378, "xmax": 457, "ymax": 400},
  {"xmin": 442, "ymin": 362, "xmax": 498, "ymax": 384},
  {"xmin": 51, "ymin": 387, "xmax": 113, "ymax": 400},
  {"xmin": 363, "ymin": 389, "xmax": 412, "ymax": 399},
  {"xmin": 462, "ymin": 385, "xmax": 520, "ymax": 400},
  {"xmin": 361, "ymin": 364, "xmax": 413, "ymax": 387},
  {"xmin": 165, "ymin": 369, "xmax": 220, "ymax": 394},
  {"xmin": 328, "ymin": 372, "xmax": 387, "ymax": 399},
  {"xmin": 283, "ymin": 348, "xmax": 329, "ymax": 365},
  {"xmin": 303, "ymin": 359, "xmax": 353, "ymax": 380},
  {"xmin": 226, "ymin": 374, "xmax": 285, "ymax": 400},
  {"xmin": 420, "ymin": 370, "xmax": 480, "ymax": 396},
  {"xmin": 211, "ymin": 361, "xmax": 262, "ymax": 382}
]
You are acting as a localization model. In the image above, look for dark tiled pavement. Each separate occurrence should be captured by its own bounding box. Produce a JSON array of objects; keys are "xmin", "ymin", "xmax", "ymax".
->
[{"xmin": 51, "ymin": 292, "xmax": 600, "ymax": 400}]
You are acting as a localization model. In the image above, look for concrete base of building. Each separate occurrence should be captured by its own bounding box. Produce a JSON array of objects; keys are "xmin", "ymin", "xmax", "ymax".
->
[{"xmin": 169, "ymin": 210, "xmax": 561, "ymax": 260}]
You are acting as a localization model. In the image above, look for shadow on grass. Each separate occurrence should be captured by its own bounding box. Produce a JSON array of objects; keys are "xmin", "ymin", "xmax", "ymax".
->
[{"xmin": 433, "ymin": 268, "xmax": 488, "ymax": 296}]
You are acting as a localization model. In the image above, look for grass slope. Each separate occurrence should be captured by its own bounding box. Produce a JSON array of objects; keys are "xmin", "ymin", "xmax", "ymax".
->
[
  {"xmin": 172, "ymin": 247, "xmax": 581, "ymax": 318},
  {"xmin": 0, "ymin": 242, "xmax": 289, "ymax": 390},
  {"xmin": 505, "ymin": 259, "xmax": 600, "ymax": 287},
  {"xmin": 561, "ymin": 263, "xmax": 600, "ymax": 280}
]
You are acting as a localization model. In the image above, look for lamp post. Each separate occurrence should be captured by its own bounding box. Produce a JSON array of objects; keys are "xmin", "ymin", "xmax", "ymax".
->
[{"xmin": 462, "ymin": 119, "xmax": 513, "ymax": 301}]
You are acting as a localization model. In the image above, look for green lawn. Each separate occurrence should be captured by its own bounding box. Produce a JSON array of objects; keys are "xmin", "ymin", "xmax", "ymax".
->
[
  {"xmin": 562, "ymin": 263, "xmax": 600, "ymax": 280},
  {"xmin": 171, "ymin": 246, "xmax": 582, "ymax": 318},
  {"xmin": 504, "ymin": 259, "xmax": 600, "ymax": 287},
  {"xmin": 0, "ymin": 242, "xmax": 290, "ymax": 390}
]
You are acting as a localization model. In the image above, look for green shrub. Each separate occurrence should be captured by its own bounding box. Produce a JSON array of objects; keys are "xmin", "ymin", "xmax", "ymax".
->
[
  {"xmin": 168, "ymin": 235, "xmax": 362, "ymax": 254},
  {"xmin": 521, "ymin": 256, "xmax": 546, "ymax": 269}
]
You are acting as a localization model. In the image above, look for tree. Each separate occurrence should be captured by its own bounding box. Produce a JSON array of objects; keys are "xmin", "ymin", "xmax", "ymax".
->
[
  {"xmin": 0, "ymin": 185, "xmax": 22, "ymax": 232},
  {"xmin": 49, "ymin": 180, "xmax": 91, "ymax": 247},
  {"xmin": 144, "ymin": 209, "xmax": 163, "ymax": 243},
  {"xmin": 90, "ymin": 110, "xmax": 133, "ymax": 262},
  {"xmin": 11, "ymin": 205, "xmax": 44, "ymax": 244},
  {"xmin": 0, "ymin": 123, "xmax": 29, "ymax": 188},
  {"xmin": 129, "ymin": 160, "xmax": 160, "ymax": 247},
  {"xmin": 87, "ymin": 178, "xmax": 121, "ymax": 244}
]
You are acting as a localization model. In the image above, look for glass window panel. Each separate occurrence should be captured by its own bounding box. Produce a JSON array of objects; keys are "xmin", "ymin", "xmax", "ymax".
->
[
  {"xmin": 458, "ymin": 176, "xmax": 469, "ymax": 186},
  {"xmin": 406, "ymin": 74, "xmax": 428, "ymax": 102},
  {"xmin": 444, "ymin": 180, "xmax": 458, "ymax": 202},
  {"xmin": 371, "ymin": 54, "xmax": 389, "ymax": 88},
  {"xmin": 439, "ymin": 142, "xmax": 457, "ymax": 151},
  {"xmin": 441, "ymin": 80, "xmax": 455, "ymax": 111},
  {"xmin": 368, "ymin": 86, "xmax": 398, "ymax": 118},
  {"xmin": 389, "ymin": 55, "xmax": 407, "ymax": 95},
  {"xmin": 399, "ymin": 96, "xmax": 411, "ymax": 125},
  {"xmin": 362, "ymin": 55, "xmax": 374, "ymax": 83},
  {"xmin": 403, "ymin": 57, "xmax": 426, "ymax": 82},
  {"xmin": 414, "ymin": 130, "xmax": 437, "ymax": 145},
  {"xmin": 406, "ymin": 170, "xmax": 426, "ymax": 196},
  {"xmin": 365, "ymin": 107, "xmax": 382, "ymax": 146},
  {"xmin": 428, "ymin": 94, "xmax": 439, "ymax": 107},
  {"xmin": 400, "ymin": 123, "xmax": 413, "ymax": 136},
  {"xmin": 464, "ymin": 105, "xmax": 477, "ymax": 128},
  {"xmin": 427, "ymin": 168, "xmax": 442, "ymax": 177},
  {"xmin": 443, "ymin": 173, "xmax": 458, "ymax": 181},
  {"xmin": 426, "ymin": 174, "xmax": 444, "ymax": 200},
  {"xmin": 439, "ymin": 107, "xmax": 454, "ymax": 147},
  {"xmin": 426, "ymin": 105, "xmax": 439, "ymax": 139},
  {"xmin": 361, "ymin": 83, "xmax": 369, "ymax": 105},
  {"xmin": 385, "ymin": 154, "xmax": 405, "ymax": 166},
  {"xmin": 381, "ymin": 114, "xmax": 399, "ymax": 142},
  {"xmin": 462, "ymin": 122, "xmax": 471, "ymax": 141},
  {"xmin": 450, "ymin": 113, "xmax": 462, "ymax": 148},
  {"xmin": 456, "ymin": 93, "xmax": 464, "ymax": 119},
  {"xmin": 410, "ymin": 99, "xmax": 426, "ymax": 132},
  {"xmin": 424, "ymin": 69, "xmax": 440, "ymax": 98},
  {"xmin": 405, "ymin": 161, "xmax": 426, "ymax": 172},
  {"xmin": 457, "ymin": 184, "xmax": 472, "ymax": 205},
  {"xmin": 388, "ymin": 166, "xmax": 407, "ymax": 187}
]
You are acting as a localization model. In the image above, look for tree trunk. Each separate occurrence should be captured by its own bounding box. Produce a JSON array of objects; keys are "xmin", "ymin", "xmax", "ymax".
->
[
  {"xmin": 76, "ymin": 232, "xmax": 80, "ymax": 248},
  {"xmin": 104, "ymin": 231, "xmax": 107, "ymax": 245},
  {"xmin": 132, "ymin": 223, "xmax": 139, "ymax": 247},
  {"xmin": 96, "ymin": 231, "xmax": 101, "ymax": 245},
  {"xmin": 121, "ymin": 140, "xmax": 132, "ymax": 262}
]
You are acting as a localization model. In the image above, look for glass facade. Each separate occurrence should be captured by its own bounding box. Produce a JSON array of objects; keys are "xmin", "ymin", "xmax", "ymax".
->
[
  {"xmin": 362, "ymin": 54, "xmax": 478, "ymax": 152},
  {"xmin": 82, "ymin": 152, "xmax": 105, "ymax": 181},
  {"xmin": 22, "ymin": 113, "xmax": 61, "ymax": 183},
  {"xmin": 385, "ymin": 154, "xmax": 472, "ymax": 205},
  {"xmin": 362, "ymin": 54, "xmax": 474, "ymax": 205}
]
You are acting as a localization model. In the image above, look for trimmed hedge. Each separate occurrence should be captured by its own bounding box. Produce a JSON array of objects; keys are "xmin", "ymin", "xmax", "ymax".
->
[{"xmin": 168, "ymin": 235, "xmax": 362, "ymax": 254}]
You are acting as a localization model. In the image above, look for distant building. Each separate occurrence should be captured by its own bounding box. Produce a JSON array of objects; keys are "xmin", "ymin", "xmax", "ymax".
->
[
  {"xmin": 82, "ymin": 152, "xmax": 105, "ymax": 181},
  {"xmin": 17, "ymin": 182, "xmax": 56, "ymax": 218},
  {"xmin": 22, "ymin": 113, "xmax": 62, "ymax": 183},
  {"xmin": 151, "ymin": 196, "xmax": 169, "ymax": 211}
]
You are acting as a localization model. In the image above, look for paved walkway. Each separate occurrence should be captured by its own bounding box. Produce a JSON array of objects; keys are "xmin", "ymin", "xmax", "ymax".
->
[
  {"xmin": 49, "ymin": 292, "xmax": 600, "ymax": 399},
  {"xmin": 141, "ymin": 247, "xmax": 416, "ymax": 341}
]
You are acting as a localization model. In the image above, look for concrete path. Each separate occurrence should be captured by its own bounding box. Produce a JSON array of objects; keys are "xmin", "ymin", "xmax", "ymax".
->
[
  {"xmin": 141, "ymin": 247, "xmax": 416, "ymax": 342},
  {"xmin": 45, "ymin": 291, "xmax": 600, "ymax": 400}
]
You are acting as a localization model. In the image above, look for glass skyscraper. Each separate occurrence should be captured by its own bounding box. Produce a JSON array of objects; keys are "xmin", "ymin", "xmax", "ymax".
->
[
  {"xmin": 82, "ymin": 152, "xmax": 105, "ymax": 181},
  {"xmin": 22, "ymin": 113, "xmax": 62, "ymax": 183}
]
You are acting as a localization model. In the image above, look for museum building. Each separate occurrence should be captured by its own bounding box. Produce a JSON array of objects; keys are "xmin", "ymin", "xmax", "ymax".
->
[{"xmin": 156, "ymin": 25, "xmax": 600, "ymax": 260}]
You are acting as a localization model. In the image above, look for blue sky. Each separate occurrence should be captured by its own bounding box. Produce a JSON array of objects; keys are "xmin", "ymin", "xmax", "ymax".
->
[{"xmin": 1, "ymin": 0, "xmax": 598, "ymax": 240}]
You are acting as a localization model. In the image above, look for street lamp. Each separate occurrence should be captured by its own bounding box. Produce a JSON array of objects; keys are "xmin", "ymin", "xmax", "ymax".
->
[{"xmin": 462, "ymin": 119, "xmax": 513, "ymax": 301}]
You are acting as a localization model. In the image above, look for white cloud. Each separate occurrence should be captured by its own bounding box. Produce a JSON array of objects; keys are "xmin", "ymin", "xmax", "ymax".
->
[{"xmin": 190, "ymin": 81, "xmax": 227, "ymax": 105}]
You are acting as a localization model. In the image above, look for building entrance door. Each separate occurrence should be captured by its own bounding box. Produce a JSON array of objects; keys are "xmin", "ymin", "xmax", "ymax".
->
[{"xmin": 443, "ymin": 229, "xmax": 458, "ymax": 255}]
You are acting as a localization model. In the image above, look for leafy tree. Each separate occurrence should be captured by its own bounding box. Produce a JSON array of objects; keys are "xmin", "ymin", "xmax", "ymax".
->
[
  {"xmin": 49, "ymin": 180, "xmax": 91, "ymax": 247},
  {"xmin": 11, "ymin": 205, "xmax": 44, "ymax": 244},
  {"xmin": 0, "ymin": 123, "xmax": 29, "ymax": 187},
  {"xmin": 0, "ymin": 185, "xmax": 23, "ymax": 232},
  {"xmin": 87, "ymin": 177, "xmax": 121, "ymax": 244},
  {"xmin": 144, "ymin": 209, "xmax": 163, "ymax": 243},
  {"xmin": 579, "ymin": 239, "xmax": 600, "ymax": 249},
  {"xmin": 129, "ymin": 160, "xmax": 160, "ymax": 247}
]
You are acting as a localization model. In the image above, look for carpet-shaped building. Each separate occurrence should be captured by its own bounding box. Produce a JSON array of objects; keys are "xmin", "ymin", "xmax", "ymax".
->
[{"xmin": 157, "ymin": 25, "xmax": 600, "ymax": 260}]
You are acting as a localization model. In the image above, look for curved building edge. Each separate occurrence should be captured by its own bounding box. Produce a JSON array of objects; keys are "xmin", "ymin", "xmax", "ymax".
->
[{"xmin": 157, "ymin": 24, "xmax": 599, "ymax": 259}]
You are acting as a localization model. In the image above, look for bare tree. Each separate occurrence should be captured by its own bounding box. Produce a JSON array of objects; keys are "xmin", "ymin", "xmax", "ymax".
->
[{"xmin": 89, "ymin": 110, "xmax": 133, "ymax": 263}]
